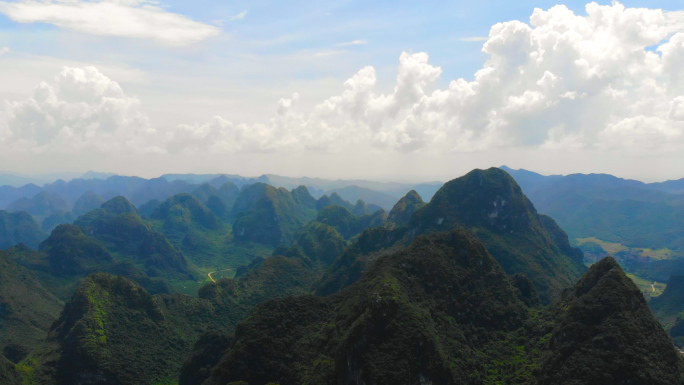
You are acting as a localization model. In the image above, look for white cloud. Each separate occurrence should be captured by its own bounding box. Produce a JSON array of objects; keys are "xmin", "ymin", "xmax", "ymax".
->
[
  {"xmin": 0, "ymin": 66, "xmax": 160, "ymax": 153},
  {"xmin": 0, "ymin": 47, "xmax": 9, "ymax": 55},
  {"xmin": 228, "ymin": 10, "xmax": 247, "ymax": 21},
  {"xmin": 459, "ymin": 37, "xmax": 488, "ymax": 42},
  {"xmin": 3, "ymin": 1, "xmax": 684, "ymax": 158},
  {"xmin": 336, "ymin": 40, "xmax": 368, "ymax": 46},
  {"xmin": 0, "ymin": 0, "xmax": 219, "ymax": 45}
]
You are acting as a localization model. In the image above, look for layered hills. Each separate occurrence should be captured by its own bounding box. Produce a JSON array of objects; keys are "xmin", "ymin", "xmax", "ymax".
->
[
  {"xmin": 201, "ymin": 233, "xmax": 681, "ymax": 384},
  {"xmin": 0, "ymin": 167, "xmax": 681, "ymax": 385}
]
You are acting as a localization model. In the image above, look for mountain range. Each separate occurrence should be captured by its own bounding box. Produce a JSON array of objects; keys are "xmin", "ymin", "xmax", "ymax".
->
[{"xmin": 0, "ymin": 167, "xmax": 682, "ymax": 384}]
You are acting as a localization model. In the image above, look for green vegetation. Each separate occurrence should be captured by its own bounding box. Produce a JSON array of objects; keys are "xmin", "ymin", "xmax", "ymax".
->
[
  {"xmin": 72, "ymin": 191, "xmax": 106, "ymax": 217},
  {"xmin": 577, "ymin": 236, "xmax": 678, "ymax": 260},
  {"xmin": 0, "ymin": 210, "xmax": 47, "ymax": 250},
  {"xmin": 626, "ymin": 273, "xmax": 666, "ymax": 299},
  {"xmin": 1, "ymin": 168, "xmax": 682, "ymax": 384},
  {"xmin": 74, "ymin": 196, "xmax": 195, "ymax": 281},
  {"xmin": 232, "ymin": 183, "xmax": 317, "ymax": 247},
  {"xmin": 385, "ymin": 189, "xmax": 425, "ymax": 229},
  {"xmin": 406, "ymin": 168, "xmax": 587, "ymax": 303},
  {"xmin": 200, "ymin": 234, "xmax": 682, "ymax": 384},
  {"xmin": 0, "ymin": 251, "xmax": 63, "ymax": 355},
  {"xmin": 650, "ymin": 275, "xmax": 684, "ymax": 329}
]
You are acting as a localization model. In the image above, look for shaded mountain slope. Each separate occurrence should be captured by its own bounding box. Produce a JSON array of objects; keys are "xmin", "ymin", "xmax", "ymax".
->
[
  {"xmin": 538, "ymin": 257, "xmax": 683, "ymax": 384},
  {"xmin": 203, "ymin": 230, "xmax": 529, "ymax": 385},
  {"xmin": 0, "ymin": 210, "xmax": 47, "ymax": 249},
  {"xmin": 0, "ymin": 250, "xmax": 63, "ymax": 354},
  {"xmin": 0, "ymin": 355, "xmax": 21, "ymax": 385},
  {"xmin": 650, "ymin": 275, "xmax": 684, "ymax": 329}
]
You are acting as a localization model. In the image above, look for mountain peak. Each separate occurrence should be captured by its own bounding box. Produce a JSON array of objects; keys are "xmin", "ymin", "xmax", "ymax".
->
[
  {"xmin": 539, "ymin": 256, "xmax": 683, "ymax": 383},
  {"xmin": 100, "ymin": 196, "xmax": 137, "ymax": 216}
]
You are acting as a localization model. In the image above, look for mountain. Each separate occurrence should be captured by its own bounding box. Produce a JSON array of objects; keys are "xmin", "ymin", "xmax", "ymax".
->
[
  {"xmin": 200, "ymin": 232, "xmax": 681, "ymax": 384},
  {"xmin": 0, "ymin": 250, "xmax": 63, "ymax": 354},
  {"xmin": 315, "ymin": 204, "xmax": 387, "ymax": 239},
  {"xmin": 41, "ymin": 211, "xmax": 75, "ymax": 233},
  {"xmin": 232, "ymin": 183, "xmax": 317, "ymax": 247},
  {"xmin": 7, "ymin": 224, "xmax": 170, "ymax": 300},
  {"xmin": 498, "ymin": 165, "xmax": 562, "ymax": 192},
  {"xmin": 409, "ymin": 167, "xmax": 586, "ymax": 303},
  {"xmin": 199, "ymin": 230, "xmax": 529, "ymax": 385},
  {"xmin": 151, "ymin": 193, "xmax": 220, "ymax": 233},
  {"xmin": 385, "ymin": 190, "xmax": 425, "ymax": 229},
  {"xmin": 325, "ymin": 185, "xmax": 399, "ymax": 211},
  {"xmin": 502, "ymin": 167, "xmax": 684, "ymax": 253},
  {"xmin": 74, "ymin": 197, "xmax": 194, "ymax": 280},
  {"xmin": 0, "ymin": 173, "xmax": 46, "ymax": 188},
  {"xmin": 537, "ymin": 257, "xmax": 683, "ymax": 383},
  {"xmin": 7, "ymin": 191, "xmax": 70, "ymax": 217},
  {"xmin": 0, "ymin": 184, "xmax": 42, "ymax": 209},
  {"xmin": 650, "ymin": 275, "xmax": 684, "ymax": 329},
  {"xmin": 72, "ymin": 191, "xmax": 106, "ymax": 217},
  {"xmin": 41, "ymin": 274, "xmax": 202, "ymax": 385},
  {"xmin": 79, "ymin": 171, "xmax": 118, "ymax": 180},
  {"xmin": 296, "ymin": 222, "xmax": 348, "ymax": 267},
  {"xmin": 190, "ymin": 183, "xmax": 219, "ymax": 204},
  {"xmin": 0, "ymin": 210, "xmax": 47, "ymax": 249}
]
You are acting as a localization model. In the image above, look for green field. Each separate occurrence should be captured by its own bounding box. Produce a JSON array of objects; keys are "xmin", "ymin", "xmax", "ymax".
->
[
  {"xmin": 576, "ymin": 237, "xmax": 678, "ymax": 260},
  {"xmin": 626, "ymin": 273, "xmax": 666, "ymax": 299}
]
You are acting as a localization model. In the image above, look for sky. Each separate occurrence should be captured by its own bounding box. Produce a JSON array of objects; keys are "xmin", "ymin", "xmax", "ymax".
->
[{"xmin": 1, "ymin": 0, "xmax": 684, "ymax": 182}]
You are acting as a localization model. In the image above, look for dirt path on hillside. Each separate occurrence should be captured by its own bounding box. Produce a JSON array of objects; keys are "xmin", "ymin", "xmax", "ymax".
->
[{"xmin": 208, "ymin": 269, "xmax": 233, "ymax": 283}]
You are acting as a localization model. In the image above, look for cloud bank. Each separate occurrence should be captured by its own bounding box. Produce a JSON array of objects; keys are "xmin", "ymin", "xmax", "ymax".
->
[
  {"xmin": 0, "ymin": 0, "xmax": 219, "ymax": 45},
  {"xmin": 2, "ymin": 2, "xmax": 684, "ymax": 157}
]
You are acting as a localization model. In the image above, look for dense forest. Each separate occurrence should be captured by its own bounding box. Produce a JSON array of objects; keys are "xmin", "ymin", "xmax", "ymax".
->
[{"xmin": 0, "ymin": 168, "xmax": 683, "ymax": 384}]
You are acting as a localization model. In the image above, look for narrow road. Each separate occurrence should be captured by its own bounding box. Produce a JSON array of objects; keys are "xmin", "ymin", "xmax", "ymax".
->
[
  {"xmin": 652, "ymin": 282, "xmax": 656, "ymax": 292},
  {"xmin": 208, "ymin": 269, "xmax": 233, "ymax": 283}
]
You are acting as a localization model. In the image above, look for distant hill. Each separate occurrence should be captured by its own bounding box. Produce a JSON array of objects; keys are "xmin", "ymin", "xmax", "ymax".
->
[
  {"xmin": 502, "ymin": 166, "xmax": 684, "ymax": 252},
  {"xmin": 7, "ymin": 191, "xmax": 70, "ymax": 217},
  {"xmin": 0, "ymin": 210, "xmax": 47, "ymax": 249},
  {"xmin": 232, "ymin": 183, "xmax": 317, "ymax": 247},
  {"xmin": 324, "ymin": 185, "xmax": 398, "ymax": 211},
  {"xmin": 74, "ymin": 197, "xmax": 195, "ymax": 281}
]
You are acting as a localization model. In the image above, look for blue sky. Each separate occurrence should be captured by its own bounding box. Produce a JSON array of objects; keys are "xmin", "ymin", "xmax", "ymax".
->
[{"xmin": 0, "ymin": 1, "xmax": 684, "ymax": 181}]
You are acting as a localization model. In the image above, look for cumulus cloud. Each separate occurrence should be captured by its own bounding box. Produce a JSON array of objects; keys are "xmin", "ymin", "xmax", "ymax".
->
[
  {"xmin": 0, "ymin": 0, "xmax": 219, "ymax": 45},
  {"xmin": 162, "ymin": 2, "xmax": 684, "ymax": 154},
  {"xmin": 0, "ymin": 66, "xmax": 160, "ymax": 153},
  {"xmin": 2, "ymin": 1, "xmax": 684, "ymax": 157}
]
